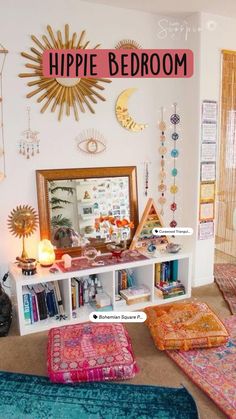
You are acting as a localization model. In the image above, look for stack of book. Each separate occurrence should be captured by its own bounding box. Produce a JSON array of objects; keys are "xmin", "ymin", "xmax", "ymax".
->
[
  {"xmin": 154, "ymin": 261, "xmax": 185, "ymax": 299},
  {"xmin": 155, "ymin": 281, "xmax": 185, "ymax": 299},
  {"xmin": 119, "ymin": 285, "xmax": 151, "ymax": 305},
  {"xmin": 22, "ymin": 281, "xmax": 64, "ymax": 325},
  {"xmin": 154, "ymin": 260, "xmax": 179, "ymax": 285}
]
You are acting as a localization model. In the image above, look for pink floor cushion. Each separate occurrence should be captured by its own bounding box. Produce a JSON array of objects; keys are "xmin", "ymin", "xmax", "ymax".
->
[{"xmin": 47, "ymin": 322, "xmax": 138, "ymax": 383}]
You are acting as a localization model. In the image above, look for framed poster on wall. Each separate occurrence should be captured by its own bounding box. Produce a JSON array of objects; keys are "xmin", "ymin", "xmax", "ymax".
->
[
  {"xmin": 200, "ymin": 182, "xmax": 215, "ymax": 203},
  {"xmin": 199, "ymin": 202, "xmax": 215, "ymax": 221},
  {"xmin": 201, "ymin": 142, "xmax": 217, "ymax": 162},
  {"xmin": 202, "ymin": 100, "xmax": 218, "ymax": 122},
  {"xmin": 200, "ymin": 162, "xmax": 216, "ymax": 182},
  {"xmin": 198, "ymin": 221, "xmax": 214, "ymax": 240},
  {"xmin": 201, "ymin": 121, "xmax": 217, "ymax": 143}
]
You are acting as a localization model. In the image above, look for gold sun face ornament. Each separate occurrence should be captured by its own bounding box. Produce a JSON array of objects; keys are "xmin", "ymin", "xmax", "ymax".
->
[
  {"xmin": 19, "ymin": 24, "xmax": 111, "ymax": 121},
  {"xmin": 8, "ymin": 205, "xmax": 38, "ymax": 258}
]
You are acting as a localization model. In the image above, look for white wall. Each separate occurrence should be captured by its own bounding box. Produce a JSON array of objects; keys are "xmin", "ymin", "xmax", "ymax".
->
[
  {"xmin": 1, "ymin": 1, "xmax": 232, "ymax": 288},
  {"xmin": 0, "ymin": 0, "xmax": 185, "ymax": 278}
]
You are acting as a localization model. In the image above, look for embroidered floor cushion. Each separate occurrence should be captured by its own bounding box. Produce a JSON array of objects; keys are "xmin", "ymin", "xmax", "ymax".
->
[
  {"xmin": 144, "ymin": 302, "xmax": 229, "ymax": 351},
  {"xmin": 47, "ymin": 322, "xmax": 138, "ymax": 383}
]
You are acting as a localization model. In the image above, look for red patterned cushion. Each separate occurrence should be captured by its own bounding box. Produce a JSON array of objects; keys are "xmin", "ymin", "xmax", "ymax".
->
[{"xmin": 47, "ymin": 322, "xmax": 138, "ymax": 383}]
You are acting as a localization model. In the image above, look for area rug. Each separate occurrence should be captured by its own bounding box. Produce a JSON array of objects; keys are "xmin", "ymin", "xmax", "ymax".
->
[
  {"xmin": 214, "ymin": 263, "xmax": 236, "ymax": 314},
  {"xmin": 0, "ymin": 371, "xmax": 199, "ymax": 419},
  {"xmin": 168, "ymin": 316, "xmax": 236, "ymax": 419},
  {"xmin": 214, "ymin": 263, "xmax": 236, "ymax": 278}
]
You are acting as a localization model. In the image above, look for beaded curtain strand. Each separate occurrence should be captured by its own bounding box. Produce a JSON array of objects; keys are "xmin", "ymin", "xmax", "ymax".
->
[
  {"xmin": 158, "ymin": 107, "xmax": 167, "ymax": 216},
  {"xmin": 0, "ymin": 43, "xmax": 8, "ymax": 181},
  {"xmin": 170, "ymin": 103, "xmax": 180, "ymax": 227}
]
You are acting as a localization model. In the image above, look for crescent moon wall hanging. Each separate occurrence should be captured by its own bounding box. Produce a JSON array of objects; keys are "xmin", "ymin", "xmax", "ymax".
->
[
  {"xmin": 19, "ymin": 24, "xmax": 111, "ymax": 121},
  {"xmin": 115, "ymin": 88, "xmax": 148, "ymax": 132}
]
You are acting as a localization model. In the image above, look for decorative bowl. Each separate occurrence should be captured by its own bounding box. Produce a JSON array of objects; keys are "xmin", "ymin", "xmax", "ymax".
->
[
  {"xmin": 16, "ymin": 257, "xmax": 37, "ymax": 275},
  {"xmin": 83, "ymin": 247, "xmax": 98, "ymax": 262},
  {"xmin": 107, "ymin": 242, "xmax": 126, "ymax": 259},
  {"xmin": 166, "ymin": 243, "xmax": 182, "ymax": 253}
]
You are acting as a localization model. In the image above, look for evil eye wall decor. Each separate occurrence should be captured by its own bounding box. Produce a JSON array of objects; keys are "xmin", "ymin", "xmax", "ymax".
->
[{"xmin": 76, "ymin": 129, "xmax": 107, "ymax": 155}]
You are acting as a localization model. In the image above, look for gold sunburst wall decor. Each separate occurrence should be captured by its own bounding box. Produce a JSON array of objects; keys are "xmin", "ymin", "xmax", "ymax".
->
[
  {"xmin": 115, "ymin": 39, "xmax": 141, "ymax": 49},
  {"xmin": 8, "ymin": 205, "xmax": 38, "ymax": 258},
  {"xmin": 115, "ymin": 88, "xmax": 148, "ymax": 132},
  {"xmin": 19, "ymin": 24, "xmax": 111, "ymax": 121}
]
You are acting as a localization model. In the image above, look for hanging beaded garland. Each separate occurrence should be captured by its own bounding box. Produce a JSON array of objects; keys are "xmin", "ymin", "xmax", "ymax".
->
[
  {"xmin": 158, "ymin": 107, "xmax": 167, "ymax": 215},
  {"xmin": 144, "ymin": 161, "xmax": 149, "ymax": 197},
  {"xmin": 169, "ymin": 103, "xmax": 180, "ymax": 228},
  {"xmin": 0, "ymin": 43, "xmax": 8, "ymax": 181},
  {"xmin": 19, "ymin": 107, "xmax": 40, "ymax": 159}
]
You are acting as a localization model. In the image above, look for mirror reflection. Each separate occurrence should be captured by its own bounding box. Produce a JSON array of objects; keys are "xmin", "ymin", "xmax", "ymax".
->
[{"xmin": 49, "ymin": 176, "xmax": 131, "ymax": 248}]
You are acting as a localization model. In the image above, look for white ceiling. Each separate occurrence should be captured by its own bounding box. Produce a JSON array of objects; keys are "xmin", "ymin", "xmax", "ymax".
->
[{"xmin": 83, "ymin": 0, "xmax": 236, "ymax": 18}]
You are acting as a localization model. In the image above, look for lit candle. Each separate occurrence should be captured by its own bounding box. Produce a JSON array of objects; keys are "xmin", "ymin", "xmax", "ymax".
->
[{"xmin": 38, "ymin": 239, "xmax": 55, "ymax": 267}]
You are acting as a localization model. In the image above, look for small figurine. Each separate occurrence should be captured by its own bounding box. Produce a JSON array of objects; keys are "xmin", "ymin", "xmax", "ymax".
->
[
  {"xmin": 83, "ymin": 191, "xmax": 91, "ymax": 200},
  {"xmin": 147, "ymin": 243, "xmax": 156, "ymax": 254}
]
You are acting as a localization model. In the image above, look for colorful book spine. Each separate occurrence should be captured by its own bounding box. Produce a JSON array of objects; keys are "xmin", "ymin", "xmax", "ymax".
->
[
  {"xmin": 71, "ymin": 280, "xmax": 77, "ymax": 310},
  {"xmin": 50, "ymin": 287, "xmax": 58, "ymax": 315},
  {"xmin": 118, "ymin": 271, "xmax": 122, "ymax": 294},
  {"xmin": 155, "ymin": 263, "xmax": 161, "ymax": 286},
  {"xmin": 171, "ymin": 260, "xmax": 178, "ymax": 282},
  {"xmin": 46, "ymin": 289, "xmax": 55, "ymax": 317},
  {"xmin": 31, "ymin": 292, "xmax": 39, "ymax": 322},
  {"xmin": 28, "ymin": 292, "xmax": 34, "ymax": 324},
  {"xmin": 121, "ymin": 270, "xmax": 128, "ymax": 290},
  {"xmin": 79, "ymin": 281, "xmax": 84, "ymax": 306},
  {"xmin": 54, "ymin": 281, "xmax": 64, "ymax": 316},
  {"xmin": 22, "ymin": 290, "xmax": 31, "ymax": 326},
  {"xmin": 165, "ymin": 262, "xmax": 170, "ymax": 282},
  {"xmin": 161, "ymin": 263, "xmax": 166, "ymax": 281}
]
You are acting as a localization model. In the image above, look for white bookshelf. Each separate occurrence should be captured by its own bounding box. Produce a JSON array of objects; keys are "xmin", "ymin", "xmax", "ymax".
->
[{"xmin": 9, "ymin": 251, "xmax": 192, "ymax": 336}]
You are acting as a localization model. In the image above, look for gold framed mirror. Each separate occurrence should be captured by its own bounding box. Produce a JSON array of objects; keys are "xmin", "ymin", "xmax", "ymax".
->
[{"xmin": 36, "ymin": 166, "xmax": 139, "ymax": 257}]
